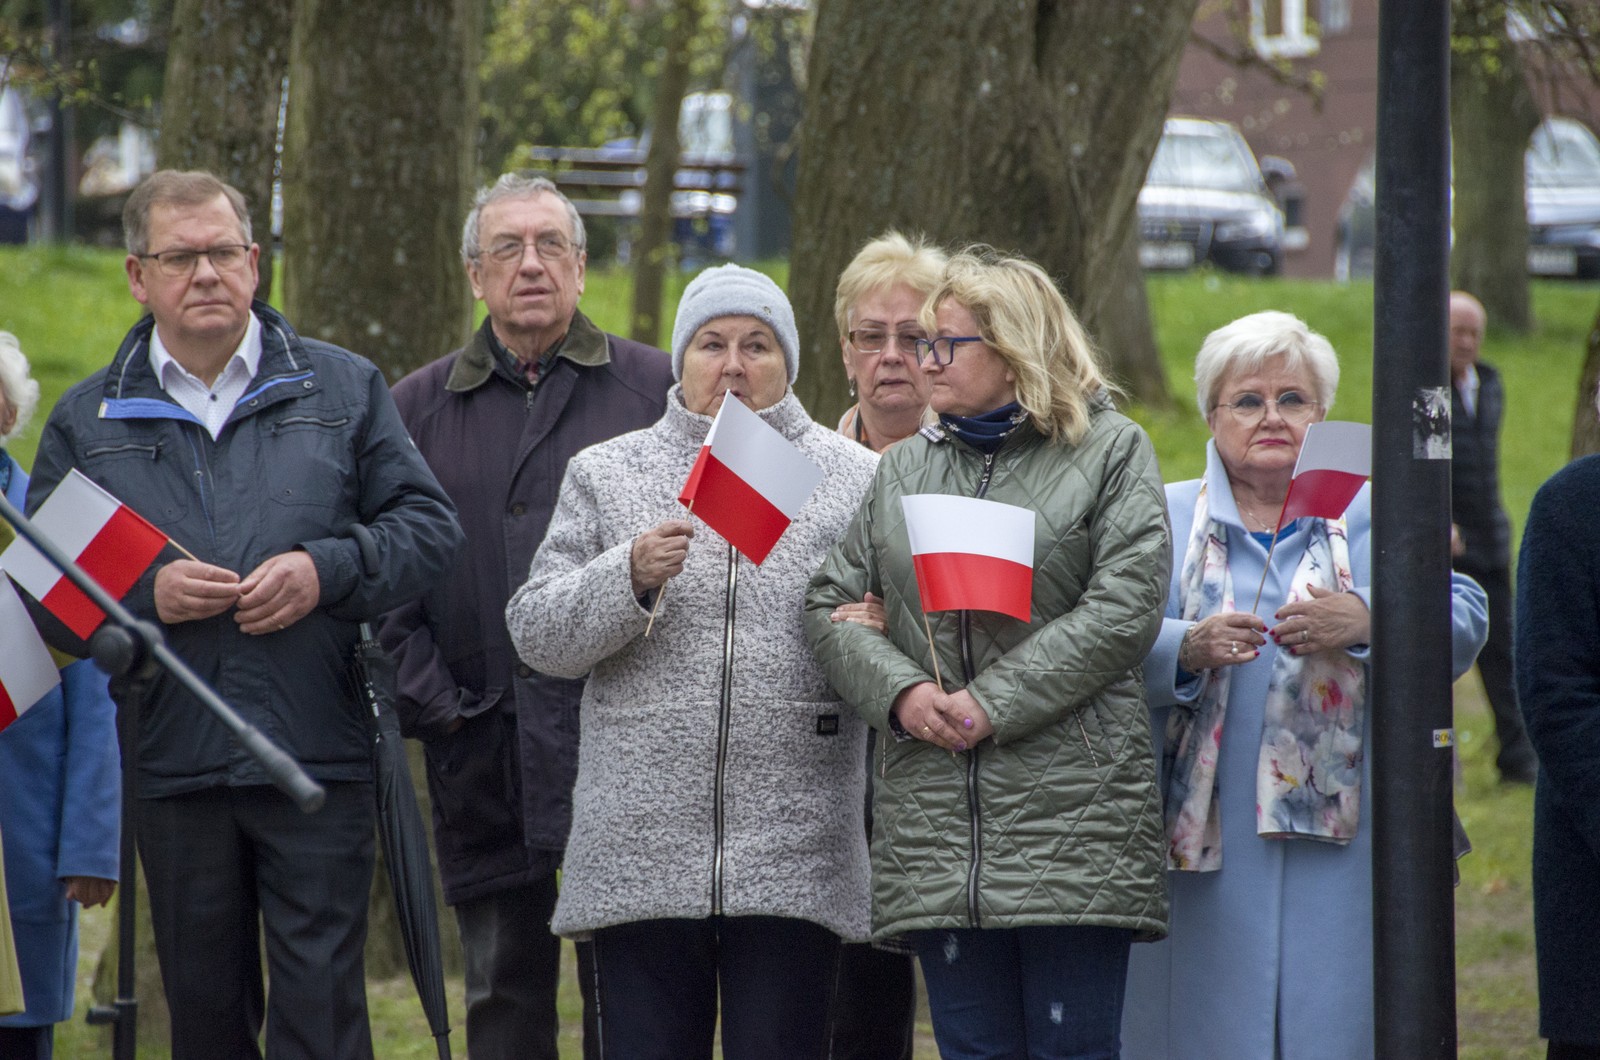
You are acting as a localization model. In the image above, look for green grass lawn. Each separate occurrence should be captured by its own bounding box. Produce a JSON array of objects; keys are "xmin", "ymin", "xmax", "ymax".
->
[{"xmin": 4, "ymin": 246, "xmax": 1597, "ymax": 1057}]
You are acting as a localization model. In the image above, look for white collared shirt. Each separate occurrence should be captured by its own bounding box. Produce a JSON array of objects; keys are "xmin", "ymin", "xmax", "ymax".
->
[
  {"xmin": 148, "ymin": 313, "xmax": 263, "ymax": 440},
  {"xmin": 1455, "ymin": 363, "xmax": 1480, "ymax": 420}
]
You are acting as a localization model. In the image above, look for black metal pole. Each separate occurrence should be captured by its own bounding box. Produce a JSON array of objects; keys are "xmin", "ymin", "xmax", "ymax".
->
[{"xmin": 1371, "ymin": 0, "xmax": 1456, "ymax": 1056}]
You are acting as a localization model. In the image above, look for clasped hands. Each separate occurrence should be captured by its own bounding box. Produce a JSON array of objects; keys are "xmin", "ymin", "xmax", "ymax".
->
[
  {"xmin": 1181, "ymin": 584, "xmax": 1370, "ymax": 672},
  {"xmin": 154, "ymin": 551, "xmax": 321, "ymax": 634},
  {"xmin": 892, "ymin": 681, "xmax": 994, "ymax": 752}
]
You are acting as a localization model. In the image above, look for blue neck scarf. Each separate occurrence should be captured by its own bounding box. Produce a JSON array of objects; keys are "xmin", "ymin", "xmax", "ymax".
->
[{"xmin": 939, "ymin": 402, "xmax": 1025, "ymax": 453}]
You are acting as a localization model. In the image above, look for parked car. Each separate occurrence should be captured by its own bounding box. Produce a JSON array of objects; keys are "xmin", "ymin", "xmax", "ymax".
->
[
  {"xmin": 1526, "ymin": 116, "xmax": 1600, "ymax": 279},
  {"xmin": 1138, "ymin": 117, "xmax": 1285, "ymax": 275},
  {"xmin": 1335, "ymin": 116, "xmax": 1600, "ymax": 282}
]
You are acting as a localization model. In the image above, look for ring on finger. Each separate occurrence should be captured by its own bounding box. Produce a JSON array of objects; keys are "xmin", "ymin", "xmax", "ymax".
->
[
  {"xmin": 1229, "ymin": 641, "xmax": 1239, "ymax": 656},
  {"xmin": 1301, "ymin": 629, "xmax": 1309, "ymax": 644}
]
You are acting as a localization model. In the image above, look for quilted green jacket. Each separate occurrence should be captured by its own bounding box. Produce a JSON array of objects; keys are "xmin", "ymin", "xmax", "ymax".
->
[{"xmin": 804, "ymin": 405, "xmax": 1171, "ymax": 940}]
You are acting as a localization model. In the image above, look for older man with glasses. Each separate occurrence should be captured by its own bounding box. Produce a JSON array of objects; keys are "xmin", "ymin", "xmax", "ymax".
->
[
  {"xmin": 27, "ymin": 168, "xmax": 462, "ymax": 1060},
  {"xmin": 379, "ymin": 173, "xmax": 673, "ymax": 1060}
]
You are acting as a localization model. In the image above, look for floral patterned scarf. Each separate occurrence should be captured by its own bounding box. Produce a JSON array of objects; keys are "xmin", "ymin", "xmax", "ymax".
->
[{"xmin": 1163, "ymin": 480, "xmax": 1366, "ymax": 871}]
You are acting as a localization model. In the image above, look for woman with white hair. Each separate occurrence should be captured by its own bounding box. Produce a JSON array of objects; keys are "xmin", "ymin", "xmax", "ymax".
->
[
  {"xmin": 1120, "ymin": 311, "xmax": 1488, "ymax": 1059},
  {"xmin": 0, "ymin": 332, "xmax": 120, "ymax": 1060}
]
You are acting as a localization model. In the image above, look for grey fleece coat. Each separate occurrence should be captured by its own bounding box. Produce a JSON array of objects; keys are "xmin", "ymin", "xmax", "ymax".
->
[{"xmin": 506, "ymin": 388, "xmax": 878, "ymax": 941}]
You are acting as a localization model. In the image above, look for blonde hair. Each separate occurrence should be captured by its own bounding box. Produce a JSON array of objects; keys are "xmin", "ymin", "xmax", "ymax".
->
[
  {"xmin": 0, "ymin": 331, "xmax": 41, "ymax": 444},
  {"xmin": 920, "ymin": 247, "xmax": 1112, "ymax": 444},
  {"xmin": 832, "ymin": 231, "xmax": 947, "ymax": 338}
]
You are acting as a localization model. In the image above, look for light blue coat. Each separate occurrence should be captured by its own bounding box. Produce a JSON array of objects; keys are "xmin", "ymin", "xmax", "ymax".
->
[
  {"xmin": 1121, "ymin": 442, "xmax": 1488, "ymax": 1060},
  {"xmin": 0, "ymin": 451, "xmax": 121, "ymax": 1026}
]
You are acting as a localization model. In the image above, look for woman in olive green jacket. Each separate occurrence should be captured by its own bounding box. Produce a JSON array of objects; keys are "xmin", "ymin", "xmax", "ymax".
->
[{"xmin": 805, "ymin": 247, "xmax": 1171, "ymax": 1058}]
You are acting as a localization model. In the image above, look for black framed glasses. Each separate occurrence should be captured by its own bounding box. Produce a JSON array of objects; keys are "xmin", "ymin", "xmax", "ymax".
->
[
  {"xmin": 913, "ymin": 335, "xmax": 984, "ymax": 367},
  {"xmin": 847, "ymin": 329, "xmax": 924, "ymax": 356},
  {"xmin": 480, "ymin": 234, "xmax": 578, "ymax": 265},
  {"xmin": 1213, "ymin": 391, "xmax": 1322, "ymax": 426},
  {"xmin": 138, "ymin": 244, "xmax": 251, "ymax": 278}
]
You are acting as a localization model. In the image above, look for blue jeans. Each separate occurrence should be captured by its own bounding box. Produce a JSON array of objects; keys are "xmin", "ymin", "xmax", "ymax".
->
[{"xmin": 916, "ymin": 924, "xmax": 1133, "ymax": 1060}]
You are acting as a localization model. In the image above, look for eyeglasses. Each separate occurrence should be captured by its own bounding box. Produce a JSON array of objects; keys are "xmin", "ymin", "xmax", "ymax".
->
[
  {"xmin": 1213, "ymin": 391, "xmax": 1322, "ymax": 425},
  {"xmin": 138, "ymin": 244, "xmax": 251, "ymax": 278},
  {"xmin": 913, "ymin": 336, "xmax": 984, "ymax": 367},
  {"xmin": 847, "ymin": 329, "xmax": 924, "ymax": 356},
  {"xmin": 480, "ymin": 234, "xmax": 578, "ymax": 265}
]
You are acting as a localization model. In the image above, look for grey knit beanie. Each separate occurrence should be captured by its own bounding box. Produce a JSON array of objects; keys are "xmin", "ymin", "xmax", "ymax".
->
[{"xmin": 670, "ymin": 264, "xmax": 799, "ymax": 383}]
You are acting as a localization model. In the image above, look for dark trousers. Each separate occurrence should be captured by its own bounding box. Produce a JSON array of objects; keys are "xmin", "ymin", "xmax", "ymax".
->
[
  {"xmin": 0, "ymin": 1026, "xmax": 51, "ymax": 1060},
  {"xmin": 829, "ymin": 942, "xmax": 916, "ymax": 1060},
  {"xmin": 1549, "ymin": 1044, "xmax": 1600, "ymax": 1059},
  {"xmin": 1458, "ymin": 559, "xmax": 1537, "ymax": 777},
  {"xmin": 138, "ymin": 783, "xmax": 375, "ymax": 1060},
  {"xmin": 455, "ymin": 876, "xmax": 562, "ymax": 1060},
  {"xmin": 590, "ymin": 915, "xmax": 840, "ymax": 1060},
  {"xmin": 915, "ymin": 925, "xmax": 1132, "ymax": 1060}
]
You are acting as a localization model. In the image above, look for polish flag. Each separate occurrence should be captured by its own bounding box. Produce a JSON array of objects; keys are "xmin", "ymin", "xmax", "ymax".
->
[
  {"xmin": 1277, "ymin": 421, "xmax": 1372, "ymax": 525},
  {"xmin": 0, "ymin": 577, "xmax": 60, "ymax": 734},
  {"xmin": 678, "ymin": 397, "xmax": 823, "ymax": 564},
  {"xmin": 901, "ymin": 494, "xmax": 1035, "ymax": 622},
  {"xmin": 0, "ymin": 469, "xmax": 170, "ymax": 638}
]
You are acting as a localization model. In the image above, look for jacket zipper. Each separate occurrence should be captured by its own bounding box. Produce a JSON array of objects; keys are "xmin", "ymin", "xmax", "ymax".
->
[
  {"xmin": 711, "ymin": 542, "xmax": 738, "ymax": 915},
  {"xmin": 961, "ymin": 451, "xmax": 998, "ymax": 927}
]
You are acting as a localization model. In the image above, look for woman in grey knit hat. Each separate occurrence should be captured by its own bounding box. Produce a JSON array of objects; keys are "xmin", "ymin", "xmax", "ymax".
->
[{"xmin": 506, "ymin": 264, "xmax": 879, "ymax": 1059}]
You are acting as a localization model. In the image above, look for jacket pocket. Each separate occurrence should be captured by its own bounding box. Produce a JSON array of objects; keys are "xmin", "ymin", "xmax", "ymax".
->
[
  {"xmin": 425, "ymin": 709, "xmax": 523, "ymax": 862},
  {"xmin": 80, "ymin": 440, "xmax": 189, "ymax": 524}
]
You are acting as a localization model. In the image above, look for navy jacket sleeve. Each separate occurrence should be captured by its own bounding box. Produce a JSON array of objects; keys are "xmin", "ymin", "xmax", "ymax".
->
[{"xmin": 303, "ymin": 364, "xmax": 464, "ymax": 621}]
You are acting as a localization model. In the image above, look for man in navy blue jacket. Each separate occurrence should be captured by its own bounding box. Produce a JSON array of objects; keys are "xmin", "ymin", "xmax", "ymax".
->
[{"xmin": 28, "ymin": 169, "xmax": 461, "ymax": 1060}]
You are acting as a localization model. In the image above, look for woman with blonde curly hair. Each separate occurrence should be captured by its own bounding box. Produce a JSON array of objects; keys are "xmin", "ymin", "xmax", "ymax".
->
[{"xmin": 807, "ymin": 248, "xmax": 1172, "ymax": 1058}]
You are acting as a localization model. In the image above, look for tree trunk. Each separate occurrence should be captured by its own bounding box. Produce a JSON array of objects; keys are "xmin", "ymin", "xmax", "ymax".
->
[
  {"xmin": 630, "ymin": 0, "xmax": 705, "ymax": 345},
  {"xmin": 1450, "ymin": 0, "xmax": 1540, "ymax": 333},
  {"xmin": 790, "ymin": 0, "xmax": 1197, "ymax": 423},
  {"xmin": 157, "ymin": 0, "xmax": 292, "ymax": 302},
  {"xmin": 1096, "ymin": 219, "xmax": 1172, "ymax": 408},
  {"xmin": 280, "ymin": 0, "xmax": 480, "ymax": 382},
  {"xmin": 1571, "ymin": 300, "xmax": 1600, "ymax": 458}
]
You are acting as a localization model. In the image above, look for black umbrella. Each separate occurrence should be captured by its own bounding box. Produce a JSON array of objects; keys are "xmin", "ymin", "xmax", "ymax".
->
[{"xmin": 353, "ymin": 619, "xmax": 453, "ymax": 1060}]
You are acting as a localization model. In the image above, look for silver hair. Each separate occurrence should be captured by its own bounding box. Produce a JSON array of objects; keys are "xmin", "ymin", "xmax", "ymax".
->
[
  {"xmin": 1193, "ymin": 310, "xmax": 1340, "ymax": 417},
  {"xmin": 0, "ymin": 331, "xmax": 41, "ymax": 444},
  {"xmin": 460, "ymin": 173, "xmax": 586, "ymax": 265}
]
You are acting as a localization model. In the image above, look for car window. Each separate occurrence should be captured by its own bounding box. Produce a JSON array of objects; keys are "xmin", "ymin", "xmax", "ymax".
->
[
  {"xmin": 1527, "ymin": 119, "xmax": 1600, "ymax": 190},
  {"xmin": 1147, "ymin": 130, "xmax": 1260, "ymax": 192}
]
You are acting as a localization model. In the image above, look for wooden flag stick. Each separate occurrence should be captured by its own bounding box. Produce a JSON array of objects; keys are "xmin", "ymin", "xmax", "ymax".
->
[
  {"xmin": 921, "ymin": 610, "xmax": 945, "ymax": 692},
  {"xmin": 644, "ymin": 499, "xmax": 693, "ymax": 638},
  {"xmin": 167, "ymin": 536, "xmax": 201, "ymax": 563},
  {"xmin": 1248, "ymin": 495, "xmax": 1293, "ymax": 614}
]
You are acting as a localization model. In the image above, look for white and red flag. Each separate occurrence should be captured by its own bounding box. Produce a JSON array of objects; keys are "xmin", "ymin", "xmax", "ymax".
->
[
  {"xmin": 678, "ymin": 397, "xmax": 823, "ymax": 564},
  {"xmin": 901, "ymin": 494, "xmax": 1036, "ymax": 622},
  {"xmin": 1276, "ymin": 421, "xmax": 1372, "ymax": 525},
  {"xmin": 0, "ymin": 576, "xmax": 61, "ymax": 734},
  {"xmin": 0, "ymin": 468, "xmax": 169, "ymax": 638}
]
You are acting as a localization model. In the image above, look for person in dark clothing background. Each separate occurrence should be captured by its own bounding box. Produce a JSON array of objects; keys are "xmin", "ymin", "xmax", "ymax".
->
[
  {"xmin": 380, "ymin": 173, "xmax": 673, "ymax": 1060},
  {"xmin": 1449, "ymin": 290, "xmax": 1537, "ymax": 785}
]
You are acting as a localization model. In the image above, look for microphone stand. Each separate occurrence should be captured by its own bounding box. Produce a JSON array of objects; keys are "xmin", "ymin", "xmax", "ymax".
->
[{"xmin": 0, "ymin": 490, "xmax": 325, "ymax": 1060}]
